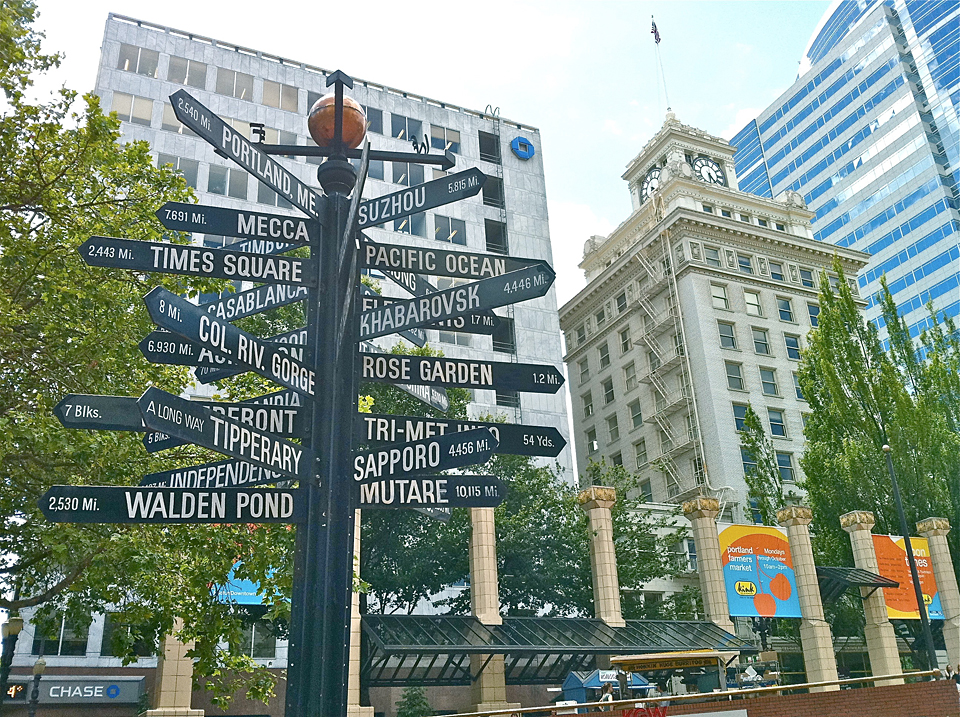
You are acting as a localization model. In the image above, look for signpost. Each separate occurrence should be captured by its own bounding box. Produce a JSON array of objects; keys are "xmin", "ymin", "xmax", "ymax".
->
[
  {"xmin": 352, "ymin": 428, "xmax": 497, "ymax": 482},
  {"xmin": 360, "ymin": 290, "xmax": 497, "ymax": 336},
  {"xmin": 156, "ymin": 201, "xmax": 319, "ymax": 245},
  {"xmin": 358, "ymin": 341, "xmax": 449, "ymax": 412},
  {"xmin": 54, "ymin": 394, "xmax": 146, "ymax": 432},
  {"xmin": 141, "ymin": 458, "xmax": 288, "ymax": 489},
  {"xmin": 203, "ymin": 284, "xmax": 308, "ymax": 323},
  {"xmin": 359, "ymin": 352, "xmax": 565, "ymax": 393},
  {"xmin": 361, "ymin": 239, "xmax": 542, "ymax": 280},
  {"xmin": 356, "ymin": 168, "xmax": 485, "ymax": 229},
  {"xmin": 356, "ymin": 474, "xmax": 506, "ymax": 509}
]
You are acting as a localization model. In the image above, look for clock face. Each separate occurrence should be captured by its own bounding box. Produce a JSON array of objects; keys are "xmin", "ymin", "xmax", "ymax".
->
[
  {"xmin": 640, "ymin": 167, "xmax": 662, "ymax": 201},
  {"xmin": 693, "ymin": 156, "xmax": 726, "ymax": 185}
]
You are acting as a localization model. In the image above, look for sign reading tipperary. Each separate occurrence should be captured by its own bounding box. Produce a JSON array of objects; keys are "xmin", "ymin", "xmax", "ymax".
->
[
  {"xmin": 79, "ymin": 237, "xmax": 315, "ymax": 287},
  {"xmin": 359, "ymin": 352, "xmax": 564, "ymax": 393},
  {"xmin": 361, "ymin": 240, "xmax": 542, "ymax": 281},
  {"xmin": 144, "ymin": 288, "xmax": 317, "ymax": 398},
  {"xmin": 39, "ymin": 485, "xmax": 303, "ymax": 524},
  {"xmin": 170, "ymin": 90, "xmax": 322, "ymax": 220},
  {"xmin": 203, "ymin": 284, "xmax": 309, "ymax": 323},
  {"xmin": 359, "ymin": 263, "xmax": 554, "ymax": 340},
  {"xmin": 156, "ymin": 202, "xmax": 319, "ymax": 244},
  {"xmin": 356, "ymin": 413, "xmax": 567, "ymax": 458},
  {"xmin": 356, "ymin": 474, "xmax": 506, "ymax": 509},
  {"xmin": 138, "ymin": 387, "xmax": 311, "ymax": 479},
  {"xmin": 357, "ymin": 168, "xmax": 485, "ymax": 229},
  {"xmin": 353, "ymin": 428, "xmax": 497, "ymax": 482},
  {"xmin": 141, "ymin": 458, "xmax": 288, "ymax": 489}
]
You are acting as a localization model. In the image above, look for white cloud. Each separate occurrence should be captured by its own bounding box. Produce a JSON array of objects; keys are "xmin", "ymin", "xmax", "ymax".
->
[
  {"xmin": 547, "ymin": 201, "xmax": 616, "ymax": 307},
  {"xmin": 720, "ymin": 106, "xmax": 762, "ymax": 141}
]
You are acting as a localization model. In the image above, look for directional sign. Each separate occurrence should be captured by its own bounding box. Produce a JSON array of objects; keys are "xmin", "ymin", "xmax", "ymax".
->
[
  {"xmin": 144, "ymin": 288, "xmax": 317, "ymax": 398},
  {"xmin": 356, "ymin": 475, "xmax": 506, "ymax": 509},
  {"xmin": 79, "ymin": 237, "xmax": 315, "ymax": 287},
  {"xmin": 54, "ymin": 394, "xmax": 146, "ymax": 432},
  {"xmin": 141, "ymin": 458, "xmax": 288, "ymax": 488},
  {"xmin": 358, "ymin": 341, "xmax": 448, "ymax": 412},
  {"xmin": 138, "ymin": 387, "xmax": 311, "ymax": 479},
  {"xmin": 170, "ymin": 90, "xmax": 322, "ymax": 220},
  {"xmin": 142, "ymin": 326, "xmax": 306, "ymax": 371},
  {"xmin": 359, "ymin": 352, "xmax": 564, "ymax": 393},
  {"xmin": 39, "ymin": 485, "xmax": 303, "ymax": 524},
  {"xmin": 359, "ymin": 263, "xmax": 554, "ymax": 341},
  {"xmin": 357, "ymin": 168, "xmax": 486, "ymax": 229},
  {"xmin": 361, "ymin": 240, "xmax": 542, "ymax": 281},
  {"xmin": 353, "ymin": 428, "xmax": 497, "ymax": 482},
  {"xmin": 356, "ymin": 413, "xmax": 567, "ymax": 458},
  {"xmin": 359, "ymin": 287, "xmax": 425, "ymax": 346},
  {"xmin": 193, "ymin": 326, "xmax": 307, "ymax": 384},
  {"xmin": 156, "ymin": 202, "xmax": 318, "ymax": 244},
  {"xmin": 359, "ymin": 290, "xmax": 496, "ymax": 336},
  {"xmin": 414, "ymin": 507, "xmax": 452, "ymax": 522},
  {"xmin": 203, "ymin": 284, "xmax": 309, "ymax": 323}
]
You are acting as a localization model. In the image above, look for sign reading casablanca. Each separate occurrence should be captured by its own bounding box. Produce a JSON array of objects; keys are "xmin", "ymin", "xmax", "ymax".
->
[
  {"xmin": 718, "ymin": 524, "xmax": 802, "ymax": 618},
  {"xmin": 872, "ymin": 534, "xmax": 944, "ymax": 620}
]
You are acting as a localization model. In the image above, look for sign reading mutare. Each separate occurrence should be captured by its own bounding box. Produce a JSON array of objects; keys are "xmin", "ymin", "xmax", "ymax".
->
[{"xmin": 718, "ymin": 524, "xmax": 801, "ymax": 618}]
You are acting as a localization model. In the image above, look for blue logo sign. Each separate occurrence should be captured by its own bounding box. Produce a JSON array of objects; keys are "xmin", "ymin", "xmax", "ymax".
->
[
  {"xmin": 106, "ymin": 685, "xmax": 120, "ymax": 699},
  {"xmin": 510, "ymin": 137, "xmax": 535, "ymax": 160}
]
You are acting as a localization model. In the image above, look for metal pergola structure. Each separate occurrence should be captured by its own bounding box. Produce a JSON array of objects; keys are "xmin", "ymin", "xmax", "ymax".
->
[
  {"xmin": 816, "ymin": 566, "xmax": 900, "ymax": 603},
  {"xmin": 360, "ymin": 615, "xmax": 756, "ymax": 687}
]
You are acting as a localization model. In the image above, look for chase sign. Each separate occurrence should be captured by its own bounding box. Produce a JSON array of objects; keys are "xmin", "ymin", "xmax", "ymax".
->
[{"xmin": 510, "ymin": 136, "xmax": 535, "ymax": 160}]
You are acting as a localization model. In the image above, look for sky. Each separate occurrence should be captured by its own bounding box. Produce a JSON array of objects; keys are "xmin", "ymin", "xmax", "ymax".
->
[{"xmin": 31, "ymin": 0, "xmax": 832, "ymax": 306}]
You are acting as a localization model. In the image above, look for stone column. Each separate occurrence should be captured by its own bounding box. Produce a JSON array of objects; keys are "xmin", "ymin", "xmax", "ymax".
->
[
  {"xmin": 469, "ymin": 507, "xmax": 518, "ymax": 714},
  {"xmin": 840, "ymin": 511, "xmax": 903, "ymax": 684},
  {"xmin": 348, "ymin": 510, "xmax": 374, "ymax": 717},
  {"xmin": 577, "ymin": 486, "xmax": 625, "ymax": 627},
  {"xmin": 777, "ymin": 506, "xmax": 839, "ymax": 691},
  {"xmin": 917, "ymin": 517, "xmax": 960, "ymax": 667},
  {"xmin": 681, "ymin": 497, "xmax": 735, "ymax": 633},
  {"xmin": 144, "ymin": 618, "xmax": 203, "ymax": 717}
]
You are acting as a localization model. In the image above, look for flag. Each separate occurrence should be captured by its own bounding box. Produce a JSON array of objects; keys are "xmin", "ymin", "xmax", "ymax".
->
[{"xmin": 651, "ymin": 19, "xmax": 661, "ymax": 44}]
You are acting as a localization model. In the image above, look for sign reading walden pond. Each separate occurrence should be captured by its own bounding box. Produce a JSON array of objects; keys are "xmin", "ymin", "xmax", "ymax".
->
[{"xmin": 718, "ymin": 524, "xmax": 802, "ymax": 618}]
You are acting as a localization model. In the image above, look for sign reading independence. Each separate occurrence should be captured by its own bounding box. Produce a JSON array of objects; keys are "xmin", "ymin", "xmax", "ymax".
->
[
  {"xmin": 156, "ymin": 202, "xmax": 318, "ymax": 244},
  {"xmin": 356, "ymin": 168, "xmax": 485, "ymax": 229},
  {"xmin": 141, "ymin": 458, "xmax": 287, "ymax": 489},
  {"xmin": 170, "ymin": 90, "xmax": 321, "ymax": 220},
  {"xmin": 359, "ymin": 352, "xmax": 564, "ymax": 393},
  {"xmin": 361, "ymin": 240, "xmax": 541, "ymax": 281}
]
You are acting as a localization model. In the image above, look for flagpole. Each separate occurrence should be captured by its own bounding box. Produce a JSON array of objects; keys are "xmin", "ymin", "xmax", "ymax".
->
[{"xmin": 651, "ymin": 15, "xmax": 672, "ymax": 112}]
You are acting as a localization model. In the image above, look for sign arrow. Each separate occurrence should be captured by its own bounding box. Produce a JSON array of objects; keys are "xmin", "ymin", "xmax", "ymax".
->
[
  {"xmin": 355, "ymin": 413, "xmax": 567, "ymax": 458},
  {"xmin": 359, "ymin": 287, "xmax": 426, "ymax": 346},
  {"xmin": 38, "ymin": 485, "xmax": 304, "ymax": 524},
  {"xmin": 353, "ymin": 428, "xmax": 496, "ymax": 482},
  {"xmin": 359, "ymin": 289, "xmax": 496, "ymax": 336},
  {"xmin": 357, "ymin": 168, "xmax": 486, "ymax": 229},
  {"xmin": 356, "ymin": 474, "xmax": 506, "ymax": 509},
  {"xmin": 141, "ymin": 326, "xmax": 307, "ymax": 371},
  {"xmin": 202, "ymin": 284, "xmax": 309, "ymax": 324},
  {"xmin": 359, "ymin": 263, "xmax": 555, "ymax": 341},
  {"xmin": 138, "ymin": 387, "xmax": 312, "ymax": 480},
  {"xmin": 358, "ymin": 341, "xmax": 448, "ymax": 412},
  {"xmin": 360, "ymin": 240, "xmax": 542, "ymax": 281},
  {"xmin": 156, "ymin": 202, "xmax": 319, "ymax": 245},
  {"xmin": 79, "ymin": 236, "xmax": 316, "ymax": 287},
  {"xmin": 54, "ymin": 394, "xmax": 146, "ymax": 432},
  {"xmin": 141, "ymin": 458, "xmax": 289, "ymax": 489},
  {"xmin": 143, "ymin": 287, "xmax": 318, "ymax": 398},
  {"xmin": 192, "ymin": 326, "xmax": 307, "ymax": 384},
  {"xmin": 359, "ymin": 352, "xmax": 564, "ymax": 393},
  {"xmin": 170, "ymin": 89, "xmax": 322, "ymax": 220}
]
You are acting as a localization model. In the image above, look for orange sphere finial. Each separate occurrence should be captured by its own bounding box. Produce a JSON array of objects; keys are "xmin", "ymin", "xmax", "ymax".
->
[{"xmin": 307, "ymin": 93, "xmax": 366, "ymax": 149}]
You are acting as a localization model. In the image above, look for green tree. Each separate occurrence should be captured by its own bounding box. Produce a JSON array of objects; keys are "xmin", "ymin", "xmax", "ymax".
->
[
  {"xmin": 737, "ymin": 404, "xmax": 785, "ymax": 526},
  {"xmin": 395, "ymin": 685, "xmax": 432, "ymax": 717}
]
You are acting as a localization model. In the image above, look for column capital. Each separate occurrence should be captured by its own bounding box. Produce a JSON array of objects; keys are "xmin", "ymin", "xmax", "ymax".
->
[
  {"xmin": 840, "ymin": 510, "xmax": 876, "ymax": 532},
  {"xmin": 682, "ymin": 496, "xmax": 719, "ymax": 519},
  {"xmin": 777, "ymin": 505, "xmax": 813, "ymax": 526},
  {"xmin": 577, "ymin": 485, "xmax": 616, "ymax": 511},
  {"xmin": 917, "ymin": 517, "xmax": 950, "ymax": 537}
]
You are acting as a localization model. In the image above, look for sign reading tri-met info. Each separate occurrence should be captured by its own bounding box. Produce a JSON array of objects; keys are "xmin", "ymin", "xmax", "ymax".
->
[
  {"xmin": 718, "ymin": 524, "xmax": 801, "ymax": 618},
  {"xmin": 872, "ymin": 534, "xmax": 943, "ymax": 620}
]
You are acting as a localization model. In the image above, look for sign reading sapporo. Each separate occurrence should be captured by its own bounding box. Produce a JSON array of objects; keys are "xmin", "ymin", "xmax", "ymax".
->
[
  {"xmin": 357, "ymin": 168, "xmax": 485, "ymax": 229},
  {"xmin": 353, "ymin": 428, "xmax": 497, "ymax": 481},
  {"xmin": 156, "ymin": 202, "xmax": 319, "ymax": 244},
  {"xmin": 359, "ymin": 352, "xmax": 564, "ymax": 393}
]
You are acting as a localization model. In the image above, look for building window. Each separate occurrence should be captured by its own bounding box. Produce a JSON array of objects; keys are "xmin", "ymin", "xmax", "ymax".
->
[
  {"xmin": 391, "ymin": 113, "xmax": 422, "ymax": 141},
  {"xmin": 733, "ymin": 404, "xmax": 748, "ymax": 431},
  {"xmin": 262, "ymin": 80, "xmax": 298, "ymax": 111},
  {"xmin": 718, "ymin": 321, "xmax": 737, "ymax": 349},
  {"xmin": 362, "ymin": 106, "xmax": 383, "ymax": 134},
  {"xmin": 768, "ymin": 408, "xmax": 787, "ymax": 437},
  {"xmin": 721, "ymin": 209, "xmax": 732, "ymax": 218},
  {"xmin": 624, "ymin": 361, "xmax": 637, "ymax": 392},
  {"xmin": 629, "ymin": 399, "xmax": 643, "ymax": 429},
  {"xmin": 167, "ymin": 55, "xmax": 207, "ymax": 88},
  {"xmin": 635, "ymin": 439, "xmax": 648, "ymax": 469},
  {"xmin": 607, "ymin": 415, "xmax": 620, "ymax": 443},
  {"xmin": 740, "ymin": 214, "xmax": 751, "ymax": 223},
  {"xmin": 161, "ymin": 102, "xmax": 195, "ymax": 135},
  {"xmin": 586, "ymin": 427, "xmax": 598, "ymax": 454},
  {"xmin": 157, "ymin": 154, "xmax": 199, "ymax": 189},
  {"xmin": 113, "ymin": 92, "xmax": 153, "ymax": 126},
  {"xmin": 598, "ymin": 342, "xmax": 610, "ymax": 370},
  {"xmin": 576, "ymin": 325, "xmax": 586, "ymax": 346},
  {"xmin": 393, "ymin": 213, "xmax": 426, "ymax": 237},
  {"xmin": 478, "ymin": 130, "xmax": 501, "ymax": 163},
  {"xmin": 769, "ymin": 261, "xmax": 784, "ymax": 281},
  {"xmin": 777, "ymin": 297, "xmax": 794, "ymax": 322},
  {"xmin": 692, "ymin": 455, "xmax": 706, "ymax": 485},
  {"xmin": 775, "ymin": 222, "xmax": 786, "ymax": 231},
  {"xmin": 702, "ymin": 204, "xmax": 714, "ymax": 213},
  {"xmin": 232, "ymin": 621, "xmax": 277, "ymax": 659},
  {"xmin": 785, "ymin": 334, "xmax": 801, "ymax": 360},
  {"xmin": 737, "ymin": 254, "xmax": 753, "ymax": 274},
  {"xmin": 752, "ymin": 328, "xmax": 770, "ymax": 355},
  {"xmin": 207, "ymin": 165, "xmax": 247, "ymax": 199},
  {"xmin": 639, "ymin": 478, "xmax": 653, "ymax": 501},
  {"xmin": 484, "ymin": 219, "xmax": 508, "ymax": 254},
  {"xmin": 32, "ymin": 615, "xmax": 88, "ymax": 656},
  {"xmin": 101, "ymin": 614, "xmax": 155, "ymax": 657},
  {"xmin": 434, "ymin": 215, "xmax": 466, "ymax": 245},
  {"xmin": 674, "ymin": 333, "xmax": 685, "ymax": 356},
  {"xmin": 492, "ymin": 317, "xmax": 516, "ymax": 353},
  {"xmin": 601, "ymin": 378, "xmax": 615, "ymax": 405},
  {"xmin": 619, "ymin": 328, "xmax": 632, "ymax": 354},
  {"xmin": 257, "ymin": 182, "xmax": 294, "ymax": 210},
  {"xmin": 704, "ymin": 246, "xmax": 722, "ymax": 267},
  {"xmin": 578, "ymin": 358, "xmax": 590, "ymax": 384},
  {"xmin": 757, "ymin": 218, "xmax": 768, "ymax": 227},
  {"xmin": 595, "ymin": 308, "xmax": 607, "ymax": 330},
  {"xmin": 431, "ymin": 125, "xmax": 461, "ymax": 153},
  {"xmin": 711, "ymin": 284, "xmax": 729, "ymax": 309},
  {"xmin": 482, "ymin": 176, "xmax": 504, "ymax": 208},
  {"xmin": 616, "ymin": 292, "xmax": 628, "ymax": 313},
  {"xmin": 686, "ymin": 414, "xmax": 699, "ymax": 442},
  {"xmin": 799, "ymin": 268, "xmax": 815, "ymax": 288},
  {"xmin": 392, "ymin": 161, "xmax": 425, "ymax": 187},
  {"xmin": 793, "ymin": 373, "xmax": 805, "ymax": 400},
  {"xmin": 582, "ymin": 392, "xmax": 594, "ymax": 419},
  {"xmin": 725, "ymin": 362, "xmax": 744, "ymax": 390},
  {"xmin": 760, "ymin": 368, "xmax": 779, "ymax": 396},
  {"xmin": 648, "ymin": 350, "xmax": 661, "ymax": 371},
  {"xmin": 117, "ymin": 43, "xmax": 159, "ymax": 77},
  {"xmin": 364, "ymin": 159, "xmax": 385, "ymax": 180},
  {"xmin": 742, "ymin": 448, "xmax": 757, "ymax": 476},
  {"xmin": 744, "ymin": 290, "xmax": 762, "ymax": 316},
  {"xmin": 496, "ymin": 389, "xmax": 520, "ymax": 408},
  {"xmin": 807, "ymin": 303, "xmax": 820, "ymax": 327},
  {"xmin": 215, "ymin": 68, "xmax": 254, "ymax": 100},
  {"xmin": 438, "ymin": 331, "xmax": 472, "ymax": 347},
  {"xmin": 776, "ymin": 452, "xmax": 796, "ymax": 482}
]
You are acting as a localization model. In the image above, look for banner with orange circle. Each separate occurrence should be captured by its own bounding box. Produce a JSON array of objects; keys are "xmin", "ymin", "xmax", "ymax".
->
[
  {"xmin": 718, "ymin": 524, "xmax": 802, "ymax": 618},
  {"xmin": 872, "ymin": 534, "xmax": 944, "ymax": 620}
]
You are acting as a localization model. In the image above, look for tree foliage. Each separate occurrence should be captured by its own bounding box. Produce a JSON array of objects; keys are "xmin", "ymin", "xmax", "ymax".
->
[
  {"xmin": 395, "ymin": 684, "xmax": 432, "ymax": 717},
  {"xmin": 737, "ymin": 404, "xmax": 785, "ymax": 527}
]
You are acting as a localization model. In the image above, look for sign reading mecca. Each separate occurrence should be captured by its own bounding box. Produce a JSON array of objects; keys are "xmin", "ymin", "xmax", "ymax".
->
[{"xmin": 718, "ymin": 524, "xmax": 802, "ymax": 618}]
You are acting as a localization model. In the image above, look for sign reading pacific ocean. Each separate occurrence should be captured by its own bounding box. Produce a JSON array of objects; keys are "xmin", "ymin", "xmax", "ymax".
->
[{"xmin": 718, "ymin": 524, "xmax": 802, "ymax": 618}]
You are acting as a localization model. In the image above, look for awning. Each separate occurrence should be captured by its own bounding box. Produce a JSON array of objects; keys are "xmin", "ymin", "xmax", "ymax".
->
[
  {"xmin": 817, "ymin": 566, "xmax": 899, "ymax": 603},
  {"xmin": 360, "ymin": 615, "xmax": 755, "ymax": 687}
]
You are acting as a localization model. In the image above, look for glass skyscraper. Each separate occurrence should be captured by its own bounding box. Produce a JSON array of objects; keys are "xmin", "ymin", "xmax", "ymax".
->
[{"xmin": 732, "ymin": 0, "xmax": 958, "ymax": 340}]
